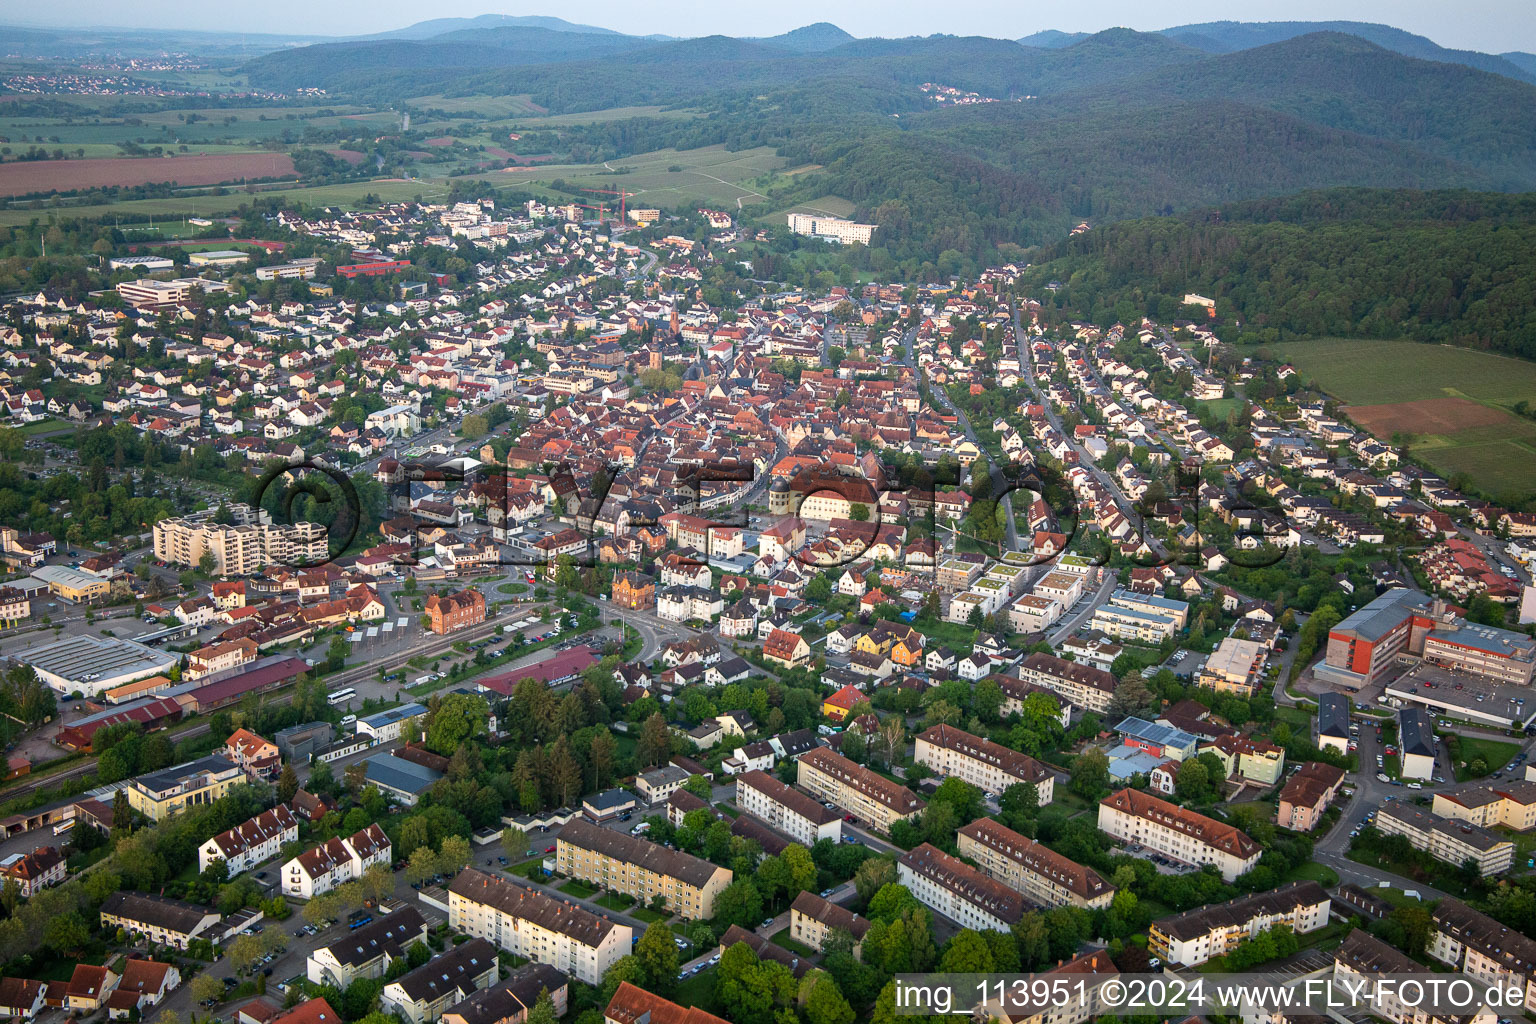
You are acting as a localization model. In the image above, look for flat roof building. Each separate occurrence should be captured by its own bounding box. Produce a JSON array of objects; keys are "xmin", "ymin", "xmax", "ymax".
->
[{"xmin": 24, "ymin": 634, "xmax": 178, "ymax": 698}]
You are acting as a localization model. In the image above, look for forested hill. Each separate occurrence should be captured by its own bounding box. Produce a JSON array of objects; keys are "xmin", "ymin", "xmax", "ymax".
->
[{"xmin": 1020, "ymin": 189, "xmax": 1536, "ymax": 358}]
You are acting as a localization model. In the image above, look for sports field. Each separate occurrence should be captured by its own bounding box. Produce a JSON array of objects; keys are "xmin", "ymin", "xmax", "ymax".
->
[
  {"xmin": 484, "ymin": 144, "xmax": 791, "ymax": 211},
  {"xmin": 1267, "ymin": 339, "xmax": 1536, "ymax": 496}
]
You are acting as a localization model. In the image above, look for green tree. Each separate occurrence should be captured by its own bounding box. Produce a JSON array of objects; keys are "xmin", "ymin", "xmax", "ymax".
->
[
  {"xmin": 715, "ymin": 878, "xmax": 765, "ymax": 928},
  {"xmin": 804, "ymin": 975, "xmax": 855, "ymax": 1024},
  {"xmin": 633, "ymin": 922, "xmax": 680, "ymax": 995},
  {"xmin": 1070, "ymin": 748, "xmax": 1110, "ymax": 800}
]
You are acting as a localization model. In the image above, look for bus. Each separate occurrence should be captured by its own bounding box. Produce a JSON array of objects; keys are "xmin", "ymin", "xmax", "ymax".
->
[
  {"xmin": 326, "ymin": 688, "xmax": 356, "ymax": 706},
  {"xmin": 53, "ymin": 819, "xmax": 75, "ymax": 836}
]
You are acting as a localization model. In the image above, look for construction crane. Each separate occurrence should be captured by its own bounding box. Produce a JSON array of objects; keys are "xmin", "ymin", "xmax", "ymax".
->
[
  {"xmin": 573, "ymin": 202, "xmax": 609, "ymax": 224},
  {"xmin": 582, "ymin": 187, "xmax": 637, "ymax": 226}
]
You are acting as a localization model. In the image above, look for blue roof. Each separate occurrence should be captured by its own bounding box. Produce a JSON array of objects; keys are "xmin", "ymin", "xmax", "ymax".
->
[
  {"xmin": 359, "ymin": 702, "xmax": 427, "ymax": 728},
  {"xmin": 364, "ymin": 752, "xmax": 443, "ymax": 795},
  {"xmin": 1115, "ymin": 715, "xmax": 1197, "ymax": 750}
]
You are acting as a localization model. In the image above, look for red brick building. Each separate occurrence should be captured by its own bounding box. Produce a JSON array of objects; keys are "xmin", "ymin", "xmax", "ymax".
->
[{"xmin": 425, "ymin": 589, "xmax": 486, "ymax": 635}]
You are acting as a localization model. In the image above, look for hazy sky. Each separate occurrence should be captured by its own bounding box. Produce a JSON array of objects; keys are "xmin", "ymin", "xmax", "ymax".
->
[{"xmin": 3, "ymin": 0, "xmax": 1533, "ymax": 53}]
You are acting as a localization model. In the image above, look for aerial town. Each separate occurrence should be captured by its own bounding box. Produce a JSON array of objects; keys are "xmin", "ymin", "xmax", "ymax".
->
[{"xmin": 1, "ymin": 181, "xmax": 1536, "ymax": 1024}]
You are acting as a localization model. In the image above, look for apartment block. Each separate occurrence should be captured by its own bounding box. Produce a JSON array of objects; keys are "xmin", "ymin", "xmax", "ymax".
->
[
  {"xmin": 307, "ymin": 907, "xmax": 430, "ymax": 988},
  {"xmin": 153, "ymin": 517, "xmax": 327, "ymax": 576},
  {"xmin": 381, "ymin": 938, "xmax": 498, "ymax": 1024},
  {"xmin": 1428, "ymin": 898, "xmax": 1536, "ymax": 1012},
  {"xmin": 556, "ymin": 818, "xmax": 730, "ymax": 921},
  {"xmin": 1098, "ymin": 789, "xmax": 1260, "ymax": 882},
  {"xmin": 734, "ymin": 770, "xmax": 842, "ymax": 847},
  {"xmin": 1016, "ymin": 652, "xmax": 1117, "ymax": 715},
  {"xmin": 1433, "ymin": 780, "xmax": 1536, "ymax": 832},
  {"xmin": 1275, "ymin": 762, "xmax": 1346, "ymax": 832},
  {"xmin": 447, "ymin": 867, "xmax": 630, "ymax": 985},
  {"xmin": 897, "ymin": 842, "xmax": 1026, "ymax": 933},
  {"xmin": 914, "ymin": 724, "xmax": 1055, "ymax": 803},
  {"xmin": 127, "ymin": 755, "xmax": 243, "ymax": 821},
  {"xmin": 99, "ymin": 892, "xmax": 221, "ymax": 950},
  {"xmin": 956, "ymin": 817, "xmax": 1114, "ymax": 910},
  {"xmin": 1149, "ymin": 881, "xmax": 1330, "ymax": 967},
  {"xmin": 1376, "ymin": 800, "xmax": 1514, "ymax": 876},
  {"xmin": 796, "ymin": 747, "xmax": 925, "ymax": 832},
  {"xmin": 788, "ymin": 891, "xmax": 870, "ymax": 955},
  {"xmin": 1198, "ymin": 637, "xmax": 1268, "ymax": 696}
]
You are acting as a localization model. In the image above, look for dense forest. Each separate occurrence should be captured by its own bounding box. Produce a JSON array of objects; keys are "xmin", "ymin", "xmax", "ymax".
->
[{"xmin": 1021, "ymin": 189, "xmax": 1536, "ymax": 356}]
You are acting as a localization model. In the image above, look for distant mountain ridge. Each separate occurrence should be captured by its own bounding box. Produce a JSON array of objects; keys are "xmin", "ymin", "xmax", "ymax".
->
[{"xmin": 351, "ymin": 14, "xmax": 674, "ymax": 41}]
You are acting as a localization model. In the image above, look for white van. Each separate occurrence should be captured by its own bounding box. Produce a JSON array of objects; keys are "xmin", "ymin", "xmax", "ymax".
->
[{"xmin": 340, "ymin": 714, "xmax": 357, "ymax": 728}]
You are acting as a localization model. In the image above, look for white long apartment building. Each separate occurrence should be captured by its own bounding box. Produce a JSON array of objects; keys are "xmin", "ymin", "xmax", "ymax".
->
[
  {"xmin": 956, "ymin": 817, "xmax": 1114, "ymax": 910},
  {"xmin": 1429, "ymin": 898, "xmax": 1536, "ymax": 1012},
  {"xmin": 1377, "ymin": 799, "xmax": 1514, "ymax": 876},
  {"xmin": 1149, "ymin": 881, "xmax": 1330, "ymax": 967},
  {"xmin": 897, "ymin": 842, "xmax": 1026, "ymax": 933},
  {"xmin": 198, "ymin": 803, "xmax": 299, "ymax": 875},
  {"xmin": 914, "ymin": 724, "xmax": 1055, "ymax": 803},
  {"xmin": 447, "ymin": 867, "xmax": 631, "ymax": 985},
  {"xmin": 154, "ymin": 517, "xmax": 327, "ymax": 576},
  {"xmin": 282, "ymin": 823, "xmax": 391, "ymax": 898},
  {"xmin": 734, "ymin": 770, "xmax": 842, "ymax": 847},
  {"xmin": 1016, "ymin": 652, "xmax": 1117, "ymax": 715},
  {"xmin": 797, "ymin": 747, "xmax": 925, "ymax": 832},
  {"xmin": 1098, "ymin": 788, "xmax": 1260, "ymax": 882}
]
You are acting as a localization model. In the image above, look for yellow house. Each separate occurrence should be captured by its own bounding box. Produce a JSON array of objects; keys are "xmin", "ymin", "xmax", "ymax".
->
[
  {"xmin": 126, "ymin": 755, "xmax": 244, "ymax": 821},
  {"xmin": 952, "ymin": 440, "xmax": 982, "ymax": 466},
  {"xmin": 35, "ymin": 565, "xmax": 111, "ymax": 603},
  {"xmin": 855, "ymin": 632, "xmax": 895, "ymax": 657}
]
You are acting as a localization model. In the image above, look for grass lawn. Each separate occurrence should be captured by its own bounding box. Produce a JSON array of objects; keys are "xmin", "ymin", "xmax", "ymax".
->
[
  {"xmin": 509, "ymin": 857, "xmax": 548, "ymax": 880},
  {"xmin": 1449, "ymin": 735, "xmax": 1523, "ymax": 780},
  {"xmin": 909, "ymin": 618, "xmax": 978, "ymax": 651},
  {"xmin": 1273, "ymin": 706, "xmax": 1313, "ymax": 731},
  {"xmin": 630, "ymin": 906, "xmax": 670, "ymax": 924},
  {"xmin": 476, "ymin": 143, "xmax": 786, "ymax": 211},
  {"xmin": 558, "ymin": 880, "xmax": 597, "ymax": 899},
  {"xmin": 768, "ymin": 928, "xmax": 816, "ymax": 957},
  {"xmin": 1282, "ymin": 861, "xmax": 1340, "ymax": 887},
  {"xmin": 595, "ymin": 893, "xmax": 635, "ymax": 912},
  {"xmin": 495, "ymin": 581, "xmax": 529, "ymax": 596},
  {"xmin": 673, "ymin": 969, "xmax": 719, "ymax": 1012}
]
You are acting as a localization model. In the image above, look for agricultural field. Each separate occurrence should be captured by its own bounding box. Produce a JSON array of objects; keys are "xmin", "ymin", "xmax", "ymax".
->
[
  {"xmin": 1266, "ymin": 339, "xmax": 1536, "ymax": 496},
  {"xmin": 0, "ymin": 152, "xmax": 298, "ymax": 195},
  {"xmin": 765, "ymin": 194, "xmax": 857, "ymax": 224},
  {"xmin": 482, "ymin": 143, "xmax": 789, "ymax": 211},
  {"xmin": 0, "ymin": 177, "xmax": 449, "ymax": 227}
]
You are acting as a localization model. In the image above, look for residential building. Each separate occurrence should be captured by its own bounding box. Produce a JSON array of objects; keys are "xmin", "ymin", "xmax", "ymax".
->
[
  {"xmin": 355, "ymin": 703, "xmax": 428, "ymax": 744},
  {"xmin": 974, "ymin": 950, "xmax": 1119, "ymax": 1024},
  {"xmin": 1333, "ymin": 929, "xmax": 1495, "ymax": 1024},
  {"xmin": 897, "ymin": 842, "xmax": 1026, "ymax": 932},
  {"xmin": 1376, "ymin": 800, "xmax": 1514, "ymax": 876},
  {"xmin": 440, "ymin": 964, "xmax": 569, "ymax": 1024},
  {"xmin": 914, "ymin": 724, "xmax": 1055, "ymax": 802},
  {"xmin": 126, "ymin": 755, "xmax": 244, "ymax": 821},
  {"xmin": 1275, "ymin": 762, "xmax": 1346, "ymax": 832},
  {"xmin": 785, "ymin": 213, "xmax": 877, "ymax": 245},
  {"xmin": 426, "ymin": 590, "xmax": 486, "ymax": 634},
  {"xmin": 556, "ymin": 818, "xmax": 731, "ymax": 920},
  {"xmin": 106, "ymin": 959, "xmax": 180, "ymax": 1020},
  {"xmin": 1316, "ymin": 693, "xmax": 1351, "ymax": 755},
  {"xmin": 1400, "ymin": 707, "xmax": 1437, "ymax": 781},
  {"xmin": 1091, "ymin": 602, "xmax": 1178, "ymax": 641},
  {"xmin": 1428, "ymin": 898, "xmax": 1536, "ymax": 1011},
  {"xmin": 381, "ymin": 938, "xmax": 498, "ymax": 1024},
  {"xmin": 1097, "ymin": 788, "xmax": 1261, "ymax": 881},
  {"xmin": 99, "ymin": 892, "xmax": 221, "ymax": 949},
  {"xmin": 153, "ymin": 518, "xmax": 327, "ymax": 576},
  {"xmin": 223, "ymin": 727, "xmax": 281, "ymax": 782},
  {"xmin": 64, "ymin": 965, "xmax": 118, "ymax": 1014},
  {"xmin": 1016, "ymin": 652, "xmax": 1117, "ymax": 715},
  {"xmin": 1198, "ymin": 637, "xmax": 1268, "ymax": 696},
  {"xmin": 282, "ymin": 824, "xmax": 391, "ymax": 898},
  {"xmin": 788, "ymin": 891, "xmax": 870, "ymax": 955},
  {"xmin": 1434, "ymin": 781, "xmax": 1536, "ymax": 831},
  {"xmin": 198, "ymin": 804, "xmax": 299, "ymax": 875},
  {"xmin": 604, "ymin": 981, "xmax": 730, "ymax": 1024},
  {"xmin": 1149, "ymin": 881, "xmax": 1330, "ymax": 967},
  {"xmin": 763, "ymin": 628, "xmax": 810, "ymax": 668},
  {"xmin": 956, "ymin": 817, "xmax": 1115, "ymax": 910},
  {"xmin": 734, "ymin": 769, "xmax": 842, "ymax": 846},
  {"xmin": 448, "ymin": 868, "xmax": 629, "ymax": 985},
  {"xmin": 186, "ymin": 638, "xmax": 259, "ymax": 681},
  {"xmin": 1199, "ymin": 734, "xmax": 1286, "ymax": 785},
  {"xmin": 0, "ymin": 846, "xmax": 65, "ymax": 898},
  {"xmin": 796, "ymin": 747, "xmax": 925, "ymax": 832},
  {"xmin": 635, "ymin": 765, "xmax": 691, "ymax": 806},
  {"xmin": 307, "ymin": 907, "xmax": 429, "ymax": 988}
]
